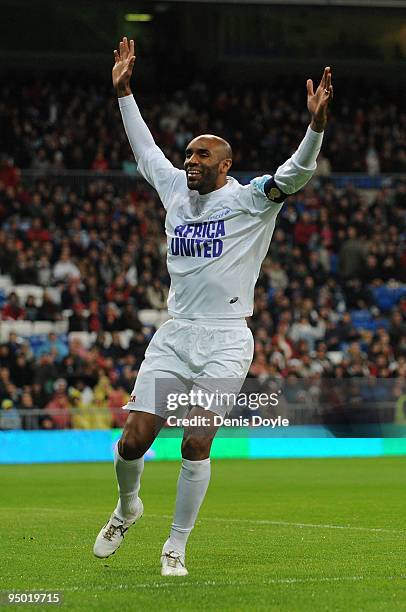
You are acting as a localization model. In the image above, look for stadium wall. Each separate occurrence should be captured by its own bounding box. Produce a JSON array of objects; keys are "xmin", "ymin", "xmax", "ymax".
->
[{"xmin": 1, "ymin": 429, "xmax": 405, "ymax": 464}]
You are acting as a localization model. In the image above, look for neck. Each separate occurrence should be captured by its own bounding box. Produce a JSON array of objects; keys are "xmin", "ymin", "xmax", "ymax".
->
[{"xmin": 198, "ymin": 176, "xmax": 228, "ymax": 195}]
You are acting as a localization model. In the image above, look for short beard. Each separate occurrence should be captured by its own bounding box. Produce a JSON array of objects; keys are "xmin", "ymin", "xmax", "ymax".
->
[{"xmin": 188, "ymin": 165, "xmax": 220, "ymax": 195}]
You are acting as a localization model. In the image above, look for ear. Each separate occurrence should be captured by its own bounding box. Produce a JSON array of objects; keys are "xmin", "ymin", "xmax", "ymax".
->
[{"xmin": 220, "ymin": 158, "xmax": 232, "ymax": 174}]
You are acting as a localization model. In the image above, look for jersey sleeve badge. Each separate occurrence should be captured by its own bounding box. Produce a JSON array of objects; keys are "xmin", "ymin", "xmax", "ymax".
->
[
  {"xmin": 268, "ymin": 186, "xmax": 281, "ymax": 201},
  {"xmin": 263, "ymin": 178, "xmax": 287, "ymax": 203}
]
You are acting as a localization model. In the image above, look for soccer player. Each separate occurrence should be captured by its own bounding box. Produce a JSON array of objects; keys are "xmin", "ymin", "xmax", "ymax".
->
[{"xmin": 94, "ymin": 37, "xmax": 333, "ymax": 576}]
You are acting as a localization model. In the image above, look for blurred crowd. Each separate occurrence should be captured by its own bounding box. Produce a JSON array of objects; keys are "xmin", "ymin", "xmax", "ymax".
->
[
  {"xmin": 0, "ymin": 71, "xmax": 405, "ymax": 430},
  {"xmin": 0, "ymin": 172, "xmax": 405, "ymax": 429},
  {"xmin": 0, "ymin": 175, "xmax": 166, "ymax": 430},
  {"xmin": 1, "ymin": 73, "xmax": 405, "ymax": 175}
]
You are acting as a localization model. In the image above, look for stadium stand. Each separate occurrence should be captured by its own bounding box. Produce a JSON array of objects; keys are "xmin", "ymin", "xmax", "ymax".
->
[
  {"xmin": 0, "ymin": 75, "xmax": 405, "ymax": 429},
  {"xmin": 1, "ymin": 75, "xmax": 405, "ymax": 174}
]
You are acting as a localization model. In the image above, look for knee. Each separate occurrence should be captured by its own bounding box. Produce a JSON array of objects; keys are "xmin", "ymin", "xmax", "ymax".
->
[
  {"xmin": 181, "ymin": 434, "xmax": 213, "ymax": 460},
  {"xmin": 119, "ymin": 429, "xmax": 148, "ymax": 460}
]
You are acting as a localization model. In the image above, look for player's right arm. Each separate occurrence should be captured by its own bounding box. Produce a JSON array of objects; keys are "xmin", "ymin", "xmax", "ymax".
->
[{"xmin": 113, "ymin": 37, "xmax": 181, "ymax": 201}]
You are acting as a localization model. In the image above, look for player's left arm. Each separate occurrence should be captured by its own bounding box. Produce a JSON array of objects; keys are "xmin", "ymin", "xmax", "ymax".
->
[{"xmin": 263, "ymin": 67, "xmax": 333, "ymax": 203}]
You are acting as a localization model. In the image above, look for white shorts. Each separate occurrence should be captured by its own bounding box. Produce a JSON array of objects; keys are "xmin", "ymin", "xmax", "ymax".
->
[{"xmin": 124, "ymin": 318, "xmax": 254, "ymax": 419}]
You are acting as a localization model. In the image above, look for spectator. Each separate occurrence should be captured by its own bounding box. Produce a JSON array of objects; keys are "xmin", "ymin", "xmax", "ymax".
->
[
  {"xmin": 146, "ymin": 277, "xmax": 168, "ymax": 310},
  {"xmin": 338, "ymin": 227, "xmax": 367, "ymax": 280},
  {"xmin": 128, "ymin": 331, "xmax": 149, "ymax": 369},
  {"xmin": 37, "ymin": 291, "xmax": 60, "ymax": 321},
  {"xmin": 91, "ymin": 375, "xmax": 114, "ymax": 429},
  {"xmin": 389, "ymin": 311, "xmax": 406, "ymax": 348},
  {"xmin": 108, "ymin": 385, "xmax": 129, "ymax": 427},
  {"xmin": 37, "ymin": 256, "xmax": 52, "ymax": 287},
  {"xmin": 34, "ymin": 353, "xmax": 59, "ymax": 392},
  {"xmin": 53, "ymin": 248, "xmax": 81, "ymax": 282},
  {"xmin": 44, "ymin": 378, "xmax": 71, "ymax": 429},
  {"xmin": 267, "ymin": 260, "xmax": 289, "ymax": 291},
  {"xmin": 2, "ymin": 292, "xmax": 25, "ymax": 320},
  {"xmin": 10, "ymin": 353, "xmax": 35, "ymax": 387},
  {"xmin": 0, "ymin": 398, "xmax": 22, "ymax": 429},
  {"xmin": 19, "ymin": 392, "xmax": 40, "ymax": 430},
  {"xmin": 26, "ymin": 218, "xmax": 51, "ymax": 243},
  {"xmin": 6, "ymin": 332, "xmax": 24, "ymax": 356},
  {"xmin": 103, "ymin": 303, "xmax": 121, "ymax": 332},
  {"xmin": 68, "ymin": 303, "xmax": 88, "ymax": 332},
  {"xmin": 24, "ymin": 295, "xmax": 38, "ymax": 321},
  {"xmin": 69, "ymin": 387, "xmax": 91, "ymax": 429},
  {"xmin": 11, "ymin": 251, "xmax": 38, "ymax": 284},
  {"xmin": 294, "ymin": 211, "xmax": 318, "ymax": 249},
  {"xmin": 87, "ymin": 300, "xmax": 102, "ymax": 333},
  {"xmin": 365, "ymin": 144, "xmax": 380, "ymax": 176},
  {"xmin": 91, "ymin": 147, "xmax": 109, "ymax": 172},
  {"xmin": 289, "ymin": 316, "xmax": 326, "ymax": 352},
  {"xmin": 104, "ymin": 332, "xmax": 126, "ymax": 362},
  {"xmin": 37, "ymin": 333, "xmax": 68, "ymax": 363},
  {"xmin": 0, "ymin": 157, "xmax": 20, "ymax": 188},
  {"xmin": 118, "ymin": 303, "xmax": 142, "ymax": 332}
]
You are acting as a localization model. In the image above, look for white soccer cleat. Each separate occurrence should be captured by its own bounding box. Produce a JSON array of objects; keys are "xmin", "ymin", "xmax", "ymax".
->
[
  {"xmin": 93, "ymin": 498, "xmax": 143, "ymax": 559},
  {"xmin": 160, "ymin": 549, "xmax": 188, "ymax": 577}
]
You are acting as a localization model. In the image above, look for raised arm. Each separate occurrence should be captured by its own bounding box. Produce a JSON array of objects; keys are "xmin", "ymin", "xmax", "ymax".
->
[
  {"xmin": 113, "ymin": 37, "xmax": 156, "ymax": 161},
  {"xmin": 266, "ymin": 67, "xmax": 333, "ymax": 200},
  {"xmin": 113, "ymin": 37, "xmax": 182, "ymax": 203}
]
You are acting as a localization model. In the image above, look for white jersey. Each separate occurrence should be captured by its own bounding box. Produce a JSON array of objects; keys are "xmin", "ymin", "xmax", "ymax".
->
[
  {"xmin": 118, "ymin": 95, "xmax": 323, "ymax": 320},
  {"xmin": 138, "ymin": 148, "xmax": 282, "ymax": 318}
]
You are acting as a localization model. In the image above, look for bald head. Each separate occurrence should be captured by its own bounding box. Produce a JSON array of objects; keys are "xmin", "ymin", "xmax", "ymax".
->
[
  {"xmin": 184, "ymin": 134, "xmax": 233, "ymax": 194},
  {"xmin": 187, "ymin": 134, "xmax": 232, "ymax": 162}
]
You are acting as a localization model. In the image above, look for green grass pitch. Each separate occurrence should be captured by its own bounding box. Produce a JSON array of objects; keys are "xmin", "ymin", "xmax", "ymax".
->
[{"xmin": 1, "ymin": 456, "xmax": 405, "ymax": 611}]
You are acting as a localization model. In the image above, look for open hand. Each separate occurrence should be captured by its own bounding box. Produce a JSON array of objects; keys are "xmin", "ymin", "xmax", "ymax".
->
[
  {"xmin": 113, "ymin": 37, "xmax": 136, "ymax": 97},
  {"xmin": 307, "ymin": 67, "xmax": 333, "ymax": 132}
]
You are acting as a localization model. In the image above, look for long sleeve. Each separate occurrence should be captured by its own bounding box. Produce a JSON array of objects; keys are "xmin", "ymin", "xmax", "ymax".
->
[
  {"xmin": 118, "ymin": 94, "xmax": 182, "ymax": 207},
  {"xmin": 274, "ymin": 126, "xmax": 324, "ymax": 195},
  {"xmin": 118, "ymin": 94, "xmax": 156, "ymax": 161}
]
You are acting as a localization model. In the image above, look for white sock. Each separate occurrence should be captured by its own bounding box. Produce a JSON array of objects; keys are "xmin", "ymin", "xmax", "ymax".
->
[
  {"xmin": 113, "ymin": 444, "xmax": 144, "ymax": 521},
  {"xmin": 166, "ymin": 458, "xmax": 211, "ymax": 555}
]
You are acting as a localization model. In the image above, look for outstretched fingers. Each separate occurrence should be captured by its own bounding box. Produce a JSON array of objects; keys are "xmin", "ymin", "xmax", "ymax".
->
[
  {"xmin": 320, "ymin": 66, "xmax": 330, "ymax": 90},
  {"xmin": 114, "ymin": 37, "xmax": 136, "ymax": 63},
  {"xmin": 306, "ymin": 79, "xmax": 314, "ymax": 97},
  {"xmin": 324, "ymin": 71, "xmax": 333, "ymax": 102},
  {"xmin": 120, "ymin": 37, "xmax": 129, "ymax": 60}
]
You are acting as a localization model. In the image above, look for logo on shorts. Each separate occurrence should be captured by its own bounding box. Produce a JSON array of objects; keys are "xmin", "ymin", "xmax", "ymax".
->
[
  {"xmin": 229, "ymin": 297, "xmax": 239, "ymax": 304},
  {"xmin": 129, "ymin": 395, "xmax": 136, "ymax": 403}
]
